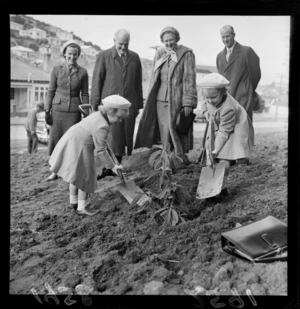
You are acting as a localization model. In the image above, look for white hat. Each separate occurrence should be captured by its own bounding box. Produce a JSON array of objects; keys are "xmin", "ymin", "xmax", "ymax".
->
[
  {"xmin": 61, "ymin": 40, "xmax": 81, "ymax": 56},
  {"xmin": 102, "ymin": 95, "xmax": 131, "ymax": 110},
  {"xmin": 198, "ymin": 73, "xmax": 230, "ymax": 88}
]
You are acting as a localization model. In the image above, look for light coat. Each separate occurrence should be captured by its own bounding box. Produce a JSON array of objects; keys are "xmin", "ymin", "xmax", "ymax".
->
[
  {"xmin": 49, "ymin": 111, "xmax": 115, "ymax": 193},
  {"xmin": 216, "ymin": 42, "xmax": 261, "ymax": 120},
  {"xmin": 90, "ymin": 47, "xmax": 143, "ymax": 156},
  {"xmin": 134, "ymin": 45, "xmax": 198, "ymax": 155},
  {"xmin": 201, "ymin": 93, "xmax": 254, "ymax": 160}
]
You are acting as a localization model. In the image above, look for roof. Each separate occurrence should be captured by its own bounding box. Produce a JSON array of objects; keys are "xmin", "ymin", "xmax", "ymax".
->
[
  {"xmin": 11, "ymin": 46, "xmax": 35, "ymax": 53},
  {"xmin": 11, "ymin": 57, "xmax": 50, "ymax": 82}
]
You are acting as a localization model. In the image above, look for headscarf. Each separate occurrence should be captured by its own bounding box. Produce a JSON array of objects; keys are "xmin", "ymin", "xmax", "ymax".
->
[{"xmin": 160, "ymin": 26, "xmax": 180, "ymax": 42}]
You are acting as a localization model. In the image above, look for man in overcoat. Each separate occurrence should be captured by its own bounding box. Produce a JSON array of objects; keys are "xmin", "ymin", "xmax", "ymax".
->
[
  {"xmin": 216, "ymin": 25, "xmax": 261, "ymax": 121},
  {"xmin": 90, "ymin": 29, "xmax": 143, "ymax": 163}
]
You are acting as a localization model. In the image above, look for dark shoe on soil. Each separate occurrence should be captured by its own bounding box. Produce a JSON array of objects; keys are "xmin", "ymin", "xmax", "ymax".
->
[
  {"xmin": 75, "ymin": 208, "xmax": 99, "ymax": 217},
  {"xmin": 180, "ymin": 154, "xmax": 190, "ymax": 166},
  {"xmin": 69, "ymin": 203, "xmax": 78, "ymax": 211},
  {"xmin": 220, "ymin": 188, "xmax": 229, "ymax": 196},
  {"xmin": 97, "ymin": 168, "xmax": 117, "ymax": 180},
  {"xmin": 237, "ymin": 158, "xmax": 250, "ymax": 166},
  {"xmin": 46, "ymin": 173, "xmax": 58, "ymax": 181}
]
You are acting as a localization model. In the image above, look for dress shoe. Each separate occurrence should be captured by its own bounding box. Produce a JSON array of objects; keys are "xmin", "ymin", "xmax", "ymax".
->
[
  {"xmin": 75, "ymin": 208, "xmax": 99, "ymax": 217},
  {"xmin": 70, "ymin": 203, "xmax": 78, "ymax": 211},
  {"xmin": 46, "ymin": 173, "xmax": 58, "ymax": 181}
]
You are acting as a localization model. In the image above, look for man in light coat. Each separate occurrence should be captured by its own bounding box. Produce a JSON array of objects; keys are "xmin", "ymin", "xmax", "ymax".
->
[
  {"xmin": 91, "ymin": 29, "xmax": 143, "ymax": 164},
  {"xmin": 216, "ymin": 25, "xmax": 261, "ymax": 122}
]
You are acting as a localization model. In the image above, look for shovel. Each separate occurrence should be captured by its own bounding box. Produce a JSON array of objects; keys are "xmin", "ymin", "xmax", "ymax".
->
[
  {"xmin": 196, "ymin": 119, "xmax": 226, "ymax": 199},
  {"xmin": 105, "ymin": 144, "xmax": 151, "ymax": 206}
]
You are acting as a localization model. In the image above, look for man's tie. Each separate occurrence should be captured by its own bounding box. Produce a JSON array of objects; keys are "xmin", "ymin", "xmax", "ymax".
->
[
  {"xmin": 121, "ymin": 54, "xmax": 127, "ymax": 64},
  {"xmin": 226, "ymin": 48, "xmax": 231, "ymax": 62}
]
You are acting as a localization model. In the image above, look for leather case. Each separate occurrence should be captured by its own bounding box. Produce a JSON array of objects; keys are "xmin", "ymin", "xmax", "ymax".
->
[
  {"xmin": 176, "ymin": 109, "xmax": 196, "ymax": 135},
  {"xmin": 221, "ymin": 216, "xmax": 287, "ymax": 263}
]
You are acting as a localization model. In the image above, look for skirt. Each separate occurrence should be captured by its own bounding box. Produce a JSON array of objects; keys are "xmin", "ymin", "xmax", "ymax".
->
[{"xmin": 48, "ymin": 110, "xmax": 81, "ymax": 156}]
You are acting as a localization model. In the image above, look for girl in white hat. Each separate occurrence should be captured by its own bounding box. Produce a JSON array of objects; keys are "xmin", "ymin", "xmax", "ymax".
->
[
  {"xmin": 48, "ymin": 95, "xmax": 131, "ymax": 216},
  {"xmin": 199, "ymin": 73, "xmax": 254, "ymax": 196}
]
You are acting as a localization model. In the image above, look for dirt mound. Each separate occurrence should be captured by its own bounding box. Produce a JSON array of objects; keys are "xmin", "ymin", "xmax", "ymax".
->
[{"xmin": 10, "ymin": 131, "xmax": 287, "ymax": 296}]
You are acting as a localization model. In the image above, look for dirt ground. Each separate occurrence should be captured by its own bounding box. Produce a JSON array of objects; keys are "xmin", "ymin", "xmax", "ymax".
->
[{"xmin": 10, "ymin": 129, "xmax": 287, "ymax": 297}]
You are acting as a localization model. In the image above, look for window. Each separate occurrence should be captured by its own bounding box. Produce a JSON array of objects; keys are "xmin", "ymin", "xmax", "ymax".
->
[
  {"xmin": 34, "ymin": 85, "xmax": 48, "ymax": 102},
  {"xmin": 10, "ymin": 88, "xmax": 14, "ymax": 100}
]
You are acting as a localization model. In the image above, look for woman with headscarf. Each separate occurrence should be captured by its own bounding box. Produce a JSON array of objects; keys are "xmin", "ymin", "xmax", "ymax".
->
[
  {"xmin": 134, "ymin": 26, "xmax": 198, "ymax": 164},
  {"xmin": 48, "ymin": 95, "xmax": 130, "ymax": 216},
  {"xmin": 44, "ymin": 40, "xmax": 89, "ymax": 181}
]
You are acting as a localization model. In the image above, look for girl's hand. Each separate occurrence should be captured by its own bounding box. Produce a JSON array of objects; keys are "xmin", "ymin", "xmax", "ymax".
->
[
  {"xmin": 211, "ymin": 149, "xmax": 218, "ymax": 158},
  {"xmin": 112, "ymin": 164, "xmax": 123, "ymax": 175}
]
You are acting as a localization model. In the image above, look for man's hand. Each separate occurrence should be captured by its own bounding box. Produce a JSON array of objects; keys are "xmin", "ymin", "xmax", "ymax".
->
[{"xmin": 184, "ymin": 106, "xmax": 193, "ymax": 117}]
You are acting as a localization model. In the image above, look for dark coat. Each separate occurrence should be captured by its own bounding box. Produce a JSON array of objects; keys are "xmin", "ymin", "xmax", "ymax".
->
[
  {"xmin": 45, "ymin": 62, "xmax": 89, "ymax": 112},
  {"xmin": 134, "ymin": 45, "xmax": 198, "ymax": 155},
  {"xmin": 216, "ymin": 42, "xmax": 261, "ymax": 121},
  {"xmin": 90, "ymin": 47, "xmax": 143, "ymax": 156}
]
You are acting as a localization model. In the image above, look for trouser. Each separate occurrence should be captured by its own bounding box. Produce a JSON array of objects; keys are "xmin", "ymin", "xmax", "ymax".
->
[
  {"xmin": 26, "ymin": 130, "xmax": 38, "ymax": 154},
  {"xmin": 156, "ymin": 100, "xmax": 171, "ymax": 150}
]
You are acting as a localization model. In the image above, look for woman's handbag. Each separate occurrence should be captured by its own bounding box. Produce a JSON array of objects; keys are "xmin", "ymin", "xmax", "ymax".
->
[
  {"xmin": 176, "ymin": 109, "xmax": 196, "ymax": 135},
  {"xmin": 221, "ymin": 216, "xmax": 287, "ymax": 263}
]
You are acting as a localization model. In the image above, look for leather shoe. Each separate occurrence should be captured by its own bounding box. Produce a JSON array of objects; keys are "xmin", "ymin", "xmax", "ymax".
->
[
  {"xmin": 70, "ymin": 203, "xmax": 78, "ymax": 211},
  {"xmin": 46, "ymin": 173, "xmax": 58, "ymax": 181},
  {"xmin": 75, "ymin": 208, "xmax": 99, "ymax": 217}
]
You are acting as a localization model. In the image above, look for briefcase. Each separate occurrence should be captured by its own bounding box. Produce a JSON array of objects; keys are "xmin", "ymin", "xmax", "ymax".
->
[
  {"xmin": 176, "ymin": 109, "xmax": 196, "ymax": 135},
  {"xmin": 221, "ymin": 216, "xmax": 287, "ymax": 263}
]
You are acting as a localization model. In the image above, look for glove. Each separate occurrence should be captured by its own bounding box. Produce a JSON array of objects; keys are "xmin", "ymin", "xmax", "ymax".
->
[
  {"xmin": 112, "ymin": 164, "xmax": 123, "ymax": 175},
  {"xmin": 45, "ymin": 110, "xmax": 52, "ymax": 125}
]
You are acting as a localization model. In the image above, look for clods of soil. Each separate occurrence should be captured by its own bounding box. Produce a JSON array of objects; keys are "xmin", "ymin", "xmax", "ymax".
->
[{"xmin": 10, "ymin": 130, "xmax": 287, "ymax": 296}]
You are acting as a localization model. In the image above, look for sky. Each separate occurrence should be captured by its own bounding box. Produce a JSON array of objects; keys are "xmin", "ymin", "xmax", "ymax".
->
[{"xmin": 28, "ymin": 15, "xmax": 290, "ymax": 85}]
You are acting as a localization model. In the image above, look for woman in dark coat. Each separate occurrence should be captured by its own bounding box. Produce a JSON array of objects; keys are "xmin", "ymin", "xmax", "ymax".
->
[
  {"xmin": 45, "ymin": 40, "xmax": 89, "ymax": 181},
  {"xmin": 134, "ymin": 26, "xmax": 198, "ymax": 164}
]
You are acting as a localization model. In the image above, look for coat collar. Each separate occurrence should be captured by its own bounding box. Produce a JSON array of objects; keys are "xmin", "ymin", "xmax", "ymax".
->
[
  {"xmin": 61, "ymin": 62, "xmax": 80, "ymax": 76},
  {"xmin": 154, "ymin": 45, "xmax": 193, "ymax": 74},
  {"xmin": 222, "ymin": 41, "xmax": 242, "ymax": 70},
  {"xmin": 111, "ymin": 46, "xmax": 131, "ymax": 66}
]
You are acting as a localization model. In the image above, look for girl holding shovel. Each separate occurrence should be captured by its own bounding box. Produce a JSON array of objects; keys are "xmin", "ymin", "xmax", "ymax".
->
[
  {"xmin": 48, "ymin": 95, "xmax": 130, "ymax": 216},
  {"xmin": 199, "ymin": 73, "xmax": 254, "ymax": 196}
]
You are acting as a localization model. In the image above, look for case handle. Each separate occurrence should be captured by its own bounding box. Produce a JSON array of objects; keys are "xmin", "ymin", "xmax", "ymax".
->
[{"xmin": 261, "ymin": 233, "xmax": 278, "ymax": 248}]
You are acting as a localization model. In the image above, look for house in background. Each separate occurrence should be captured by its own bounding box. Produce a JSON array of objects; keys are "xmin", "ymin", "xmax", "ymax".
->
[
  {"xmin": 56, "ymin": 29, "xmax": 73, "ymax": 41},
  {"xmin": 19, "ymin": 27, "xmax": 47, "ymax": 40},
  {"xmin": 81, "ymin": 45, "xmax": 99, "ymax": 57},
  {"xmin": 47, "ymin": 36, "xmax": 62, "ymax": 47},
  {"xmin": 11, "ymin": 56, "xmax": 50, "ymax": 116},
  {"xmin": 11, "ymin": 46, "xmax": 35, "ymax": 59},
  {"xmin": 10, "ymin": 21, "xmax": 23, "ymax": 31}
]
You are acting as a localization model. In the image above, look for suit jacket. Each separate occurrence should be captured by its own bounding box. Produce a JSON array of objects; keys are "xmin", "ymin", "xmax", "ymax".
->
[
  {"xmin": 216, "ymin": 42, "xmax": 261, "ymax": 120},
  {"xmin": 134, "ymin": 45, "xmax": 197, "ymax": 155},
  {"xmin": 45, "ymin": 62, "xmax": 89, "ymax": 113},
  {"xmin": 90, "ymin": 46, "xmax": 143, "ymax": 156},
  {"xmin": 201, "ymin": 93, "xmax": 254, "ymax": 160}
]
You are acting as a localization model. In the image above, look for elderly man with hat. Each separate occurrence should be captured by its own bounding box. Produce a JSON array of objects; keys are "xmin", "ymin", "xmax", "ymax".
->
[
  {"xmin": 199, "ymin": 72, "xmax": 254, "ymax": 196},
  {"xmin": 49, "ymin": 95, "xmax": 131, "ymax": 216},
  {"xmin": 134, "ymin": 26, "xmax": 197, "ymax": 165},
  {"xmin": 45, "ymin": 40, "xmax": 89, "ymax": 181}
]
